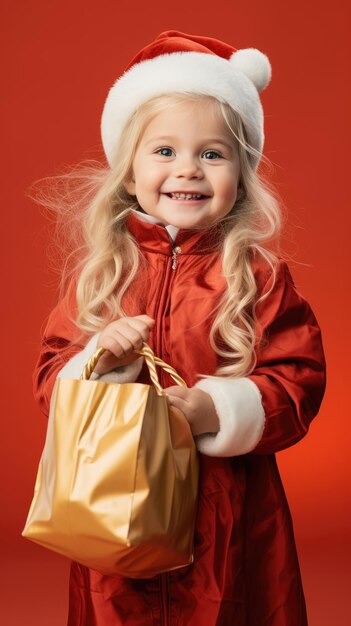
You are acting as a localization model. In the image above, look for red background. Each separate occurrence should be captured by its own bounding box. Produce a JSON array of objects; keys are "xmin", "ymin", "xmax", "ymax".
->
[{"xmin": 1, "ymin": 1, "xmax": 350, "ymax": 624}]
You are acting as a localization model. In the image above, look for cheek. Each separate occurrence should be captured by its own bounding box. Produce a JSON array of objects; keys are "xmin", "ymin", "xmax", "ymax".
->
[
  {"xmin": 136, "ymin": 167, "xmax": 162, "ymax": 193},
  {"xmin": 217, "ymin": 175, "xmax": 238, "ymax": 200},
  {"xmin": 226, "ymin": 169, "xmax": 240, "ymax": 196}
]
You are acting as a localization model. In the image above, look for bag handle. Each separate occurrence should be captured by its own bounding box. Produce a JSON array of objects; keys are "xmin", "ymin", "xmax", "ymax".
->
[{"xmin": 80, "ymin": 342, "xmax": 187, "ymax": 396}]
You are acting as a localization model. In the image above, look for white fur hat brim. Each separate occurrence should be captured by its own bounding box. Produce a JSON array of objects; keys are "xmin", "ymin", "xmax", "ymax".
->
[{"xmin": 101, "ymin": 48, "xmax": 271, "ymax": 169}]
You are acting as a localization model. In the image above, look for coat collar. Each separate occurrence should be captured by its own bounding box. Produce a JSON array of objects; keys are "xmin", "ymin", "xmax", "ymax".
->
[
  {"xmin": 130, "ymin": 209, "xmax": 179, "ymax": 242},
  {"xmin": 127, "ymin": 210, "xmax": 225, "ymax": 256}
]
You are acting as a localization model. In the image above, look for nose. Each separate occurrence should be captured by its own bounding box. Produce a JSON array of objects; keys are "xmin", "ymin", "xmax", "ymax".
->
[{"xmin": 173, "ymin": 154, "xmax": 204, "ymax": 179}]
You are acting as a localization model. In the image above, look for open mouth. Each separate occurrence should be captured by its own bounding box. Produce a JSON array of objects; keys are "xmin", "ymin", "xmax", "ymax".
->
[{"xmin": 165, "ymin": 192, "xmax": 209, "ymax": 201}]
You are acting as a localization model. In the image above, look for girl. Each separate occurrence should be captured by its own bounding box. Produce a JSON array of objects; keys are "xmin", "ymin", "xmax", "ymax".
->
[{"xmin": 33, "ymin": 31, "xmax": 326, "ymax": 626}]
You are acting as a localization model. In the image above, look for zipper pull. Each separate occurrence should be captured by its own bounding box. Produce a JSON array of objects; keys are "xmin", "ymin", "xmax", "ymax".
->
[{"xmin": 171, "ymin": 246, "xmax": 182, "ymax": 270}]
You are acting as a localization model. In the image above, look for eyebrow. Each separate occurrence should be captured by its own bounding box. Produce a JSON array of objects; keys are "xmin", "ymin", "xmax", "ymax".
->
[{"xmin": 144, "ymin": 136, "xmax": 235, "ymax": 151}]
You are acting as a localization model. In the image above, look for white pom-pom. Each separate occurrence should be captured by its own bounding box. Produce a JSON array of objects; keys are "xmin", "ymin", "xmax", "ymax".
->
[{"xmin": 230, "ymin": 48, "xmax": 272, "ymax": 92}]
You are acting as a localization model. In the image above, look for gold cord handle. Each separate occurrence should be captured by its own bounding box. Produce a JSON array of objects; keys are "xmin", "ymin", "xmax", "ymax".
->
[
  {"xmin": 81, "ymin": 347, "xmax": 106, "ymax": 381},
  {"xmin": 81, "ymin": 342, "xmax": 187, "ymax": 396}
]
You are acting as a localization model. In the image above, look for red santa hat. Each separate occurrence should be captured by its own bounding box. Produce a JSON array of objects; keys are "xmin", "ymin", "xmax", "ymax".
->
[{"xmin": 101, "ymin": 30, "xmax": 272, "ymax": 169}]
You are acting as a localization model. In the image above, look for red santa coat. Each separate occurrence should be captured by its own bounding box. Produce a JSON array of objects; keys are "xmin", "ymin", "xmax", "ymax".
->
[{"xmin": 33, "ymin": 212, "xmax": 326, "ymax": 626}]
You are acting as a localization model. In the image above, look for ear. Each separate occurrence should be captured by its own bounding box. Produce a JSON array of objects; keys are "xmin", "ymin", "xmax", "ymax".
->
[{"xmin": 124, "ymin": 177, "xmax": 136, "ymax": 196}]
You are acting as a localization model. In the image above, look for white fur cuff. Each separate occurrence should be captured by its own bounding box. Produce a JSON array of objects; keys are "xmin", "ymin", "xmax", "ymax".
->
[
  {"xmin": 93, "ymin": 357, "xmax": 144, "ymax": 384},
  {"xmin": 57, "ymin": 333, "xmax": 144, "ymax": 383},
  {"xmin": 194, "ymin": 376, "xmax": 265, "ymax": 457}
]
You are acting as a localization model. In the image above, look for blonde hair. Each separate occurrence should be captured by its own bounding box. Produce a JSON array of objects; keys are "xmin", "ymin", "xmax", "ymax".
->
[{"xmin": 28, "ymin": 93, "xmax": 283, "ymax": 378}]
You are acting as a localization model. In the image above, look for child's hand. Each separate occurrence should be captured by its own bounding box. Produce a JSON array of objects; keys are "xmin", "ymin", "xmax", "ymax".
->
[
  {"xmin": 164, "ymin": 386, "xmax": 220, "ymax": 437},
  {"xmin": 95, "ymin": 315, "xmax": 155, "ymax": 375}
]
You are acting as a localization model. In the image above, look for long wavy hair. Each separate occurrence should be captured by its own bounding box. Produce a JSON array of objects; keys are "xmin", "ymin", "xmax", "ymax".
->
[{"xmin": 28, "ymin": 93, "xmax": 283, "ymax": 377}]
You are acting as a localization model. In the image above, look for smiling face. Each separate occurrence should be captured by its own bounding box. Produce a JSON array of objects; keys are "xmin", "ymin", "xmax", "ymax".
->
[{"xmin": 124, "ymin": 99, "xmax": 241, "ymax": 229}]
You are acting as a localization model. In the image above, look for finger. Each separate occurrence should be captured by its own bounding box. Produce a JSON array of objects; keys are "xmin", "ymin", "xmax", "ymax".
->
[
  {"xmin": 104, "ymin": 316, "xmax": 154, "ymax": 335},
  {"xmin": 122, "ymin": 318, "xmax": 154, "ymax": 342},
  {"xmin": 134, "ymin": 315, "xmax": 155, "ymax": 327},
  {"xmin": 99, "ymin": 331, "xmax": 134, "ymax": 358},
  {"xmin": 117, "ymin": 325, "xmax": 146, "ymax": 350},
  {"xmin": 164, "ymin": 386, "xmax": 191, "ymax": 401},
  {"xmin": 165, "ymin": 393, "xmax": 189, "ymax": 414}
]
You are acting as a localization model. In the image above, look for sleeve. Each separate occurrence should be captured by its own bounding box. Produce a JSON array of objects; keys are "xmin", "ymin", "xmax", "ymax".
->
[
  {"xmin": 33, "ymin": 280, "xmax": 86, "ymax": 416},
  {"xmin": 33, "ymin": 281, "xmax": 143, "ymax": 416},
  {"xmin": 194, "ymin": 259, "xmax": 326, "ymax": 456}
]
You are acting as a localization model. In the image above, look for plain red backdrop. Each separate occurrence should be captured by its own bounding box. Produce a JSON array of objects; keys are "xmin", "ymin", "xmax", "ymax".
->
[{"xmin": 1, "ymin": 1, "xmax": 350, "ymax": 624}]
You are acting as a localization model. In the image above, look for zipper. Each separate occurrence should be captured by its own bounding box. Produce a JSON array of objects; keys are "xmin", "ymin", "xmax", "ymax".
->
[
  {"xmin": 171, "ymin": 245, "xmax": 182, "ymax": 270},
  {"xmin": 153, "ymin": 242, "xmax": 181, "ymax": 385},
  {"xmin": 155, "ymin": 238, "xmax": 178, "ymax": 622},
  {"xmin": 159, "ymin": 573, "xmax": 169, "ymax": 625}
]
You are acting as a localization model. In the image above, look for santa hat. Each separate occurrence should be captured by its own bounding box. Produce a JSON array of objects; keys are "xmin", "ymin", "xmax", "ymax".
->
[{"xmin": 101, "ymin": 30, "xmax": 272, "ymax": 169}]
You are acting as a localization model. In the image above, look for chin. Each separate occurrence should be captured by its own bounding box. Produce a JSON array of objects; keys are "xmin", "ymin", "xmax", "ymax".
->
[{"xmin": 176, "ymin": 221, "xmax": 209, "ymax": 230}]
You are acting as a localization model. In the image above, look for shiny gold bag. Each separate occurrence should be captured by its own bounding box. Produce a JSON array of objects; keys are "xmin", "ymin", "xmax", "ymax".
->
[{"xmin": 22, "ymin": 344, "xmax": 199, "ymax": 578}]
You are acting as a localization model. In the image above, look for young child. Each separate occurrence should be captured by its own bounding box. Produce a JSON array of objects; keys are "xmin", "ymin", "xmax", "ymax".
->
[{"xmin": 33, "ymin": 31, "xmax": 326, "ymax": 626}]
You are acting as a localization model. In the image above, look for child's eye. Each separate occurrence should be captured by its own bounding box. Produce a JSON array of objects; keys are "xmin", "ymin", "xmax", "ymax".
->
[
  {"xmin": 203, "ymin": 150, "xmax": 223, "ymax": 160},
  {"xmin": 155, "ymin": 147, "xmax": 174, "ymax": 157}
]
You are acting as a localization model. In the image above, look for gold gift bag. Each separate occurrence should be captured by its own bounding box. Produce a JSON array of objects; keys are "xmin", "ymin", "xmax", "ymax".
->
[{"xmin": 22, "ymin": 343, "xmax": 199, "ymax": 578}]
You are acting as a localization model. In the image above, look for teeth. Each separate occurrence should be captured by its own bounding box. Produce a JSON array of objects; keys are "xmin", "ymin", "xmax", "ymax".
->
[{"xmin": 170, "ymin": 192, "xmax": 203, "ymax": 200}]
